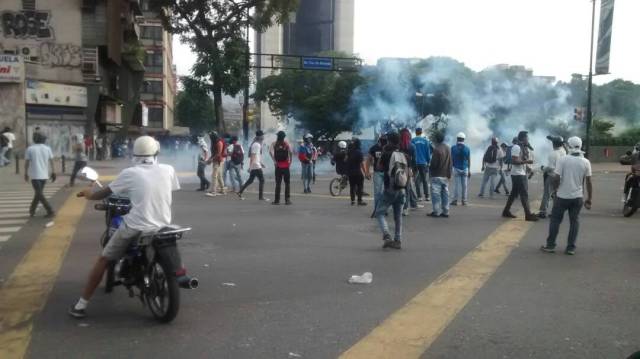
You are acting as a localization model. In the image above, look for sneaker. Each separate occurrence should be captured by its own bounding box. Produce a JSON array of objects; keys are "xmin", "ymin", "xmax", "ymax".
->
[
  {"xmin": 271, "ymin": 202, "xmax": 280, "ymax": 205},
  {"xmin": 236, "ymin": 193, "xmax": 245, "ymax": 200},
  {"xmin": 462, "ymin": 201, "xmax": 468, "ymax": 206},
  {"xmin": 68, "ymin": 305, "xmax": 86, "ymax": 319},
  {"xmin": 540, "ymin": 245, "xmax": 555, "ymax": 253},
  {"xmin": 564, "ymin": 248, "xmax": 576, "ymax": 255},
  {"xmin": 478, "ymin": 193, "xmax": 484, "ymax": 198},
  {"xmin": 439, "ymin": 213, "xmax": 449, "ymax": 218},
  {"xmin": 351, "ymin": 201, "xmax": 355, "ymax": 206},
  {"xmin": 525, "ymin": 215, "xmax": 539, "ymax": 222},
  {"xmin": 45, "ymin": 212, "xmax": 55, "ymax": 218},
  {"xmin": 196, "ymin": 188, "xmax": 205, "ymax": 192},
  {"xmin": 415, "ymin": 204, "xmax": 425, "ymax": 209},
  {"xmin": 424, "ymin": 197, "xmax": 431, "ymax": 202},
  {"xmin": 502, "ymin": 211, "xmax": 517, "ymax": 218},
  {"xmin": 494, "ymin": 189, "xmax": 501, "ymax": 194},
  {"xmin": 505, "ymin": 191, "xmax": 510, "ymax": 196},
  {"xmin": 357, "ymin": 202, "xmax": 367, "ymax": 206},
  {"xmin": 450, "ymin": 201, "xmax": 458, "ymax": 206},
  {"xmin": 402, "ymin": 209, "xmax": 409, "ymax": 217},
  {"xmin": 259, "ymin": 198, "xmax": 271, "ymax": 202},
  {"xmin": 285, "ymin": 200, "xmax": 293, "ymax": 205},
  {"xmin": 537, "ymin": 212, "xmax": 547, "ymax": 219},
  {"xmin": 417, "ymin": 197, "xmax": 424, "ymax": 202},
  {"xmin": 391, "ymin": 240, "xmax": 402, "ymax": 249},
  {"xmin": 206, "ymin": 192, "xmax": 218, "ymax": 197},
  {"xmin": 427, "ymin": 212, "xmax": 440, "ymax": 218}
]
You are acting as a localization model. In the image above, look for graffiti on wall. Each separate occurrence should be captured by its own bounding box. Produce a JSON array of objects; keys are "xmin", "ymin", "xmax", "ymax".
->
[
  {"xmin": 27, "ymin": 123, "xmax": 84, "ymax": 157},
  {"xmin": 0, "ymin": 10, "xmax": 54, "ymax": 40},
  {"xmin": 0, "ymin": 42, "xmax": 82, "ymax": 68}
]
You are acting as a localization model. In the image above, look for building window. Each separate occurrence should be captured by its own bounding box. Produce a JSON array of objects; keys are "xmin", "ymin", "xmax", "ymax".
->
[
  {"xmin": 141, "ymin": 26, "xmax": 163, "ymax": 41},
  {"xmin": 142, "ymin": 80, "xmax": 163, "ymax": 95},
  {"xmin": 148, "ymin": 108, "xmax": 164, "ymax": 128},
  {"xmin": 141, "ymin": 0, "xmax": 151, "ymax": 11},
  {"xmin": 144, "ymin": 51, "xmax": 163, "ymax": 73}
]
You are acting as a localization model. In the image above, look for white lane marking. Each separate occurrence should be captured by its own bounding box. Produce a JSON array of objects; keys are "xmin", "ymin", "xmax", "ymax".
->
[
  {"xmin": 0, "ymin": 208, "xmax": 28, "ymax": 213},
  {"xmin": 0, "ymin": 213, "xmax": 29, "ymax": 219},
  {"xmin": 0, "ymin": 219, "xmax": 28, "ymax": 225},
  {"xmin": 0, "ymin": 235, "xmax": 10, "ymax": 242},
  {"xmin": 0, "ymin": 227, "xmax": 20, "ymax": 233}
]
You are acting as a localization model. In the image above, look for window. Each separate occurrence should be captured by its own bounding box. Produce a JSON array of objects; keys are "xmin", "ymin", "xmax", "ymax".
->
[
  {"xmin": 141, "ymin": 0, "xmax": 151, "ymax": 11},
  {"xmin": 141, "ymin": 26, "xmax": 163, "ymax": 41},
  {"xmin": 144, "ymin": 51, "xmax": 163, "ymax": 73},
  {"xmin": 148, "ymin": 108, "xmax": 164, "ymax": 128},
  {"xmin": 142, "ymin": 80, "xmax": 163, "ymax": 95}
]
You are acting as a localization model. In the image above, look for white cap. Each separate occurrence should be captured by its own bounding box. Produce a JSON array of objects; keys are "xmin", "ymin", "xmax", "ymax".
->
[
  {"xmin": 457, "ymin": 132, "xmax": 466, "ymax": 140},
  {"xmin": 304, "ymin": 133, "xmax": 313, "ymax": 139},
  {"xmin": 567, "ymin": 136, "xmax": 583, "ymax": 154},
  {"xmin": 133, "ymin": 136, "xmax": 160, "ymax": 157},
  {"xmin": 338, "ymin": 141, "xmax": 347, "ymax": 149}
]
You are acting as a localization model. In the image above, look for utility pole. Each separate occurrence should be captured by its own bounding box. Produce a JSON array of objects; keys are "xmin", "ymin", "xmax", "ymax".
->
[
  {"xmin": 242, "ymin": 7, "xmax": 250, "ymax": 143},
  {"xmin": 585, "ymin": 0, "xmax": 596, "ymax": 158}
]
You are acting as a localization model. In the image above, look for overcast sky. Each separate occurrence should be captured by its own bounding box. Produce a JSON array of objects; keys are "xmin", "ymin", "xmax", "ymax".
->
[{"xmin": 173, "ymin": 0, "xmax": 639, "ymax": 84}]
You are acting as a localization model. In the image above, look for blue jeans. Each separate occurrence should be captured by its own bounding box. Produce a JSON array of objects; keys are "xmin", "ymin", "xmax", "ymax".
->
[
  {"xmin": 373, "ymin": 171, "xmax": 385, "ymax": 211},
  {"xmin": 479, "ymin": 167, "xmax": 498, "ymax": 197},
  {"xmin": 228, "ymin": 164, "xmax": 243, "ymax": 192},
  {"xmin": 301, "ymin": 162, "xmax": 312, "ymax": 191},
  {"xmin": 431, "ymin": 177, "xmax": 450, "ymax": 215},
  {"xmin": 545, "ymin": 197, "xmax": 584, "ymax": 250},
  {"xmin": 538, "ymin": 174, "xmax": 553, "ymax": 215},
  {"xmin": 376, "ymin": 190, "xmax": 406, "ymax": 241},
  {"xmin": 403, "ymin": 179, "xmax": 418, "ymax": 210},
  {"xmin": 452, "ymin": 168, "xmax": 468, "ymax": 203},
  {"xmin": 414, "ymin": 164, "xmax": 429, "ymax": 199}
]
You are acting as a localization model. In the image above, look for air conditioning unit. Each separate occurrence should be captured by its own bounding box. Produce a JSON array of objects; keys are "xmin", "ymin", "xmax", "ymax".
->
[
  {"xmin": 20, "ymin": 45, "xmax": 40, "ymax": 62},
  {"xmin": 82, "ymin": 47, "xmax": 99, "ymax": 76}
]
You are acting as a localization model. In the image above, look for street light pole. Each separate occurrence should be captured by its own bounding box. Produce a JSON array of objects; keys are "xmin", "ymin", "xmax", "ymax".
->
[
  {"xmin": 242, "ymin": 7, "xmax": 250, "ymax": 143},
  {"xmin": 585, "ymin": 0, "xmax": 596, "ymax": 158}
]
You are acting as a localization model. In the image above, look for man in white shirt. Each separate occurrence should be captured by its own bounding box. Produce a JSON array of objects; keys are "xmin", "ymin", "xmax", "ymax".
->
[
  {"xmin": 541, "ymin": 136, "xmax": 592, "ymax": 256},
  {"xmin": 538, "ymin": 135, "xmax": 567, "ymax": 218},
  {"xmin": 502, "ymin": 131, "xmax": 538, "ymax": 221},
  {"xmin": 478, "ymin": 137, "xmax": 504, "ymax": 198},
  {"xmin": 24, "ymin": 132, "xmax": 56, "ymax": 217},
  {"xmin": 1, "ymin": 127, "xmax": 15, "ymax": 166},
  {"xmin": 69, "ymin": 136, "xmax": 180, "ymax": 318},
  {"xmin": 237, "ymin": 130, "xmax": 268, "ymax": 201}
]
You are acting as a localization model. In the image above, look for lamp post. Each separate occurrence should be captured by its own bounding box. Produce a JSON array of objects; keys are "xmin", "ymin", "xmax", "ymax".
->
[
  {"xmin": 585, "ymin": 0, "xmax": 597, "ymax": 159},
  {"xmin": 242, "ymin": 7, "xmax": 251, "ymax": 143}
]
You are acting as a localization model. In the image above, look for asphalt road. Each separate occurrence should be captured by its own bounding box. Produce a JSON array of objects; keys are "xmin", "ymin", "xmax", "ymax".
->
[{"xmin": 1, "ymin": 165, "xmax": 638, "ymax": 358}]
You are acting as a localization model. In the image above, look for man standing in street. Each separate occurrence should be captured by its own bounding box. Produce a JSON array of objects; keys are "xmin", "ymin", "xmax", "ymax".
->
[
  {"xmin": 1, "ymin": 127, "xmax": 15, "ymax": 166},
  {"xmin": 450, "ymin": 132, "xmax": 471, "ymax": 206},
  {"xmin": 412, "ymin": 127, "xmax": 432, "ymax": 202},
  {"xmin": 495, "ymin": 142, "xmax": 510, "ymax": 195},
  {"xmin": 206, "ymin": 131, "xmax": 226, "ymax": 196},
  {"xmin": 540, "ymin": 136, "xmax": 592, "ymax": 255},
  {"xmin": 270, "ymin": 131, "xmax": 293, "ymax": 205},
  {"xmin": 375, "ymin": 131, "xmax": 406, "ymax": 249},
  {"xmin": 24, "ymin": 132, "xmax": 56, "ymax": 218},
  {"xmin": 478, "ymin": 137, "xmax": 503, "ymax": 198},
  {"xmin": 299, "ymin": 134, "xmax": 314, "ymax": 193},
  {"xmin": 538, "ymin": 135, "xmax": 566, "ymax": 218},
  {"xmin": 228, "ymin": 136, "xmax": 244, "ymax": 193},
  {"xmin": 237, "ymin": 130, "xmax": 268, "ymax": 201},
  {"xmin": 502, "ymin": 131, "xmax": 538, "ymax": 221},
  {"xmin": 366, "ymin": 134, "xmax": 387, "ymax": 217},
  {"xmin": 428, "ymin": 131, "xmax": 452, "ymax": 218}
]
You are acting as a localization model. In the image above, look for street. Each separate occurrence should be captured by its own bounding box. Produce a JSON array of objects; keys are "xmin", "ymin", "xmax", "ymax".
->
[{"xmin": 0, "ymin": 162, "xmax": 639, "ymax": 359}]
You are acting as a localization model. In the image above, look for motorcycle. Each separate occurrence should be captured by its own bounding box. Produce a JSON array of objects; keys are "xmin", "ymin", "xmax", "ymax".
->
[
  {"xmin": 79, "ymin": 167, "xmax": 198, "ymax": 323},
  {"xmin": 620, "ymin": 152, "xmax": 640, "ymax": 218}
]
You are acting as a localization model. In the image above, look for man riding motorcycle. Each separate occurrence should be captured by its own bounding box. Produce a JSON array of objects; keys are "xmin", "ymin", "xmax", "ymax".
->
[
  {"xmin": 620, "ymin": 142, "xmax": 640, "ymax": 200},
  {"xmin": 69, "ymin": 136, "xmax": 180, "ymax": 319}
]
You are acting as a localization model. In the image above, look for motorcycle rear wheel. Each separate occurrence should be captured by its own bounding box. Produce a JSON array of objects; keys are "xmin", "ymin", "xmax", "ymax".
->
[{"xmin": 145, "ymin": 259, "xmax": 180, "ymax": 323}]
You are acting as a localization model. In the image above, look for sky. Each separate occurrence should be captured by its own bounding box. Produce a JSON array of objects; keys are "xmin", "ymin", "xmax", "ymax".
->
[{"xmin": 173, "ymin": 0, "xmax": 639, "ymax": 84}]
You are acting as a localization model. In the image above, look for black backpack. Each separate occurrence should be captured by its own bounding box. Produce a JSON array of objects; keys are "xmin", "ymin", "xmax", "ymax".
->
[
  {"xmin": 274, "ymin": 142, "xmax": 289, "ymax": 162},
  {"xmin": 0, "ymin": 134, "xmax": 8, "ymax": 148},
  {"xmin": 483, "ymin": 145, "xmax": 498, "ymax": 164},
  {"xmin": 230, "ymin": 144, "xmax": 244, "ymax": 165}
]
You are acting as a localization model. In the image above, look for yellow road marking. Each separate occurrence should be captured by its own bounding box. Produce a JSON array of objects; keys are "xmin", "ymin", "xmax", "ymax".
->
[
  {"xmin": 340, "ymin": 215, "xmax": 536, "ymax": 359},
  {"xmin": 0, "ymin": 195, "xmax": 87, "ymax": 359},
  {"xmin": 99, "ymin": 171, "xmax": 194, "ymax": 182}
]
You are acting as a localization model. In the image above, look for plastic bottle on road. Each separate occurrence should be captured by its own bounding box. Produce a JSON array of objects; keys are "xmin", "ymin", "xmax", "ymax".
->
[{"xmin": 348, "ymin": 272, "xmax": 373, "ymax": 284}]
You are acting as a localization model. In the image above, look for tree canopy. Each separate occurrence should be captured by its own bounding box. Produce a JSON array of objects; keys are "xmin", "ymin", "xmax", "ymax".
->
[{"xmin": 175, "ymin": 77, "xmax": 215, "ymax": 134}]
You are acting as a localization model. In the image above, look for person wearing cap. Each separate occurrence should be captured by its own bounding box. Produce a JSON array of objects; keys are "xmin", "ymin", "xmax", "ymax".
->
[
  {"xmin": 478, "ymin": 137, "xmax": 504, "ymax": 198},
  {"xmin": 227, "ymin": 135, "xmax": 244, "ymax": 192},
  {"xmin": 412, "ymin": 127, "xmax": 432, "ymax": 201},
  {"xmin": 502, "ymin": 131, "xmax": 538, "ymax": 221},
  {"xmin": 428, "ymin": 131, "xmax": 452, "ymax": 218},
  {"xmin": 540, "ymin": 136, "xmax": 592, "ymax": 255},
  {"xmin": 450, "ymin": 132, "xmax": 471, "ymax": 206},
  {"xmin": 269, "ymin": 131, "xmax": 293, "ymax": 205},
  {"xmin": 299, "ymin": 134, "xmax": 314, "ymax": 193},
  {"xmin": 495, "ymin": 143, "xmax": 510, "ymax": 195},
  {"xmin": 24, "ymin": 132, "xmax": 56, "ymax": 218},
  {"xmin": 196, "ymin": 142, "xmax": 211, "ymax": 191},
  {"xmin": 537, "ymin": 135, "xmax": 567, "ymax": 218},
  {"xmin": 237, "ymin": 130, "xmax": 268, "ymax": 201}
]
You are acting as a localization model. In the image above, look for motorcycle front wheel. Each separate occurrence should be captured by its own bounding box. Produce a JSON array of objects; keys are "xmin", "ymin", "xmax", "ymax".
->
[
  {"xmin": 145, "ymin": 259, "xmax": 180, "ymax": 323},
  {"xmin": 623, "ymin": 189, "xmax": 639, "ymax": 217}
]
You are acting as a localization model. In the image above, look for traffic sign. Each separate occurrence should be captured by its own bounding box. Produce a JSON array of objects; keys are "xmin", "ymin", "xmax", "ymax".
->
[{"xmin": 302, "ymin": 57, "xmax": 333, "ymax": 71}]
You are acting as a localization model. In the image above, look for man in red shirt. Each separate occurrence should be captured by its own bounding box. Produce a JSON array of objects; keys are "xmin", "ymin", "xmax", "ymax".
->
[{"xmin": 270, "ymin": 131, "xmax": 293, "ymax": 205}]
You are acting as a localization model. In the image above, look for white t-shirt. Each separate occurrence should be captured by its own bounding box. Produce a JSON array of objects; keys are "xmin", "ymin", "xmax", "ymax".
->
[
  {"xmin": 545, "ymin": 148, "xmax": 567, "ymax": 172},
  {"xmin": 485, "ymin": 148, "xmax": 504, "ymax": 169},
  {"xmin": 510, "ymin": 145, "xmax": 526, "ymax": 176},
  {"xmin": 555, "ymin": 154, "xmax": 592, "ymax": 199},
  {"xmin": 249, "ymin": 141, "xmax": 263, "ymax": 170},
  {"xmin": 25, "ymin": 144, "xmax": 54, "ymax": 180},
  {"xmin": 3, "ymin": 132, "xmax": 15, "ymax": 149},
  {"xmin": 109, "ymin": 164, "xmax": 180, "ymax": 232}
]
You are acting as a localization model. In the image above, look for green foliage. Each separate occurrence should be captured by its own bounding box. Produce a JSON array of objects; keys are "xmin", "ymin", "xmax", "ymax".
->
[
  {"xmin": 253, "ymin": 53, "xmax": 365, "ymax": 141},
  {"xmin": 175, "ymin": 77, "xmax": 215, "ymax": 134}
]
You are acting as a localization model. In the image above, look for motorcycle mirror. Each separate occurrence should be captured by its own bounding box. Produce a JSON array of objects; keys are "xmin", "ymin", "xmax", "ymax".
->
[{"xmin": 79, "ymin": 167, "xmax": 99, "ymax": 182}]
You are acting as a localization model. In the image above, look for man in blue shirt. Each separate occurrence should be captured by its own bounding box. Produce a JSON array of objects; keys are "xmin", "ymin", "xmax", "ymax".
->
[
  {"xmin": 412, "ymin": 128, "xmax": 432, "ymax": 201},
  {"xmin": 450, "ymin": 132, "xmax": 471, "ymax": 206}
]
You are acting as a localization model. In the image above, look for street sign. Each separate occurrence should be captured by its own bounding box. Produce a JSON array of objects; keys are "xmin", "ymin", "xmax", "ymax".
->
[{"xmin": 302, "ymin": 57, "xmax": 333, "ymax": 71}]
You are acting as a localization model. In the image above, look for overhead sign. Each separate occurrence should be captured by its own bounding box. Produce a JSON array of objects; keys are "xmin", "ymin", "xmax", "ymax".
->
[
  {"xmin": 302, "ymin": 57, "xmax": 333, "ymax": 71},
  {"xmin": 595, "ymin": 0, "xmax": 615, "ymax": 75},
  {"xmin": 25, "ymin": 80, "xmax": 88, "ymax": 107},
  {"xmin": 0, "ymin": 54, "xmax": 24, "ymax": 82}
]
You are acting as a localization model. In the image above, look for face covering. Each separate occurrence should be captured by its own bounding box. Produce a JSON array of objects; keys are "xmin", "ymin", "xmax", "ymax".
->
[{"xmin": 132, "ymin": 156, "xmax": 157, "ymax": 165}]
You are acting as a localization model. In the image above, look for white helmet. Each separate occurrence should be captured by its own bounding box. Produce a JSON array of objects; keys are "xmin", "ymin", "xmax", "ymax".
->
[
  {"xmin": 304, "ymin": 133, "xmax": 313, "ymax": 139},
  {"xmin": 133, "ymin": 135, "xmax": 160, "ymax": 157},
  {"xmin": 456, "ymin": 132, "xmax": 466, "ymax": 140},
  {"xmin": 338, "ymin": 141, "xmax": 347, "ymax": 149}
]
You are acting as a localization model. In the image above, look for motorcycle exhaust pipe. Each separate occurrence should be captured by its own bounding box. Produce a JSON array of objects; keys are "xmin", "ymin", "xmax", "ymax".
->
[{"xmin": 177, "ymin": 275, "xmax": 199, "ymax": 289}]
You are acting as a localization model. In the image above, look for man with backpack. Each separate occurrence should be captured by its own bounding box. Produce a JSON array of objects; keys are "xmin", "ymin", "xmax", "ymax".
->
[
  {"xmin": 237, "ymin": 130, "xmax": 268, "ymax": 201},
  {"xmin": 450, "ymin": 132, "xmax": 471, "ymax": 206},
  {"xmin": 412, "ymin": 127, "xmax": 432, "ymax": 202},
  {"xmin": 538, "ymin": 135, "xmax": 566, "ymax": 218},
  {"xmin": 269, "ymin": 131, "xmax": 293, "ymax": 205},
  {"xmin": 502, "ymin": 131, "xmax": 538, "ymax": 221},
  {"xmin": 227, "ymin": 136, "xmax": 244, "ymax": 192},
  {"xmin": 478, "ymin": 137, "xmax": 504, "ymax": 198},
  {"xmin": 375, "ymin": 131, "xmax": 407, "ymax": 250},
  {"xmin": 299, "ymin": 134, "xmax": 314, "ymax": 193}
]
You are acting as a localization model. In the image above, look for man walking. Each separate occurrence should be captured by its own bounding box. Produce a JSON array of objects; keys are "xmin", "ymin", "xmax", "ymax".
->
[
  {"xmin": 237, "ymin": 130, "xmax": 268, "ymax": 201},
  {"xmin": 495, "ymin": 142, "xmax": 510, "ymax": 195},
  {"xmin": 450, "ymin": 132, "xmax": 471, "ymax": 206},
  {"xmin": 270, "ymin": 131, "xmax": 293, "ymax": 205},
  {"xmin": 478, "ymin": 137, "xmax": 503, "ymax": 198},
  {"xmin": 412, "ymin": 127, "xmax": 432, "ymax": 201},
  {"xmin": 502, "ymin": 131, "xmax": 538, "ymax": 221},
  {"xmin": 227, "ymin": 136, "xmax": 244, "ymax": 192},
  {"xmin": 69, "ymin": 134, "xmax": 88, "ymax": 187},
  {"xmin": 366, "ymin": 134, "xmax": 387, "ymax": 217},
  {"xmin": 375, "ymin": 131, "xmax": 406, "ymax": 249},
  {"xmin": 537, "ymin": 135, "xmax": 566, "ymax": 218},
  {"xmin": 1, "ymin": 127, "xmax": 15, "ymax": 166},
  {"xmin": 428, "ymin": 131, "xmax": 452, "ymax": 218},
  {"xmin": 206, "ymin": 131, "xmax": 226, "ymax": 196},
  {"xmin": 540, "ymin": 136, "xmax": 592, "ymax": 255},
  {"xmin": 299, "ymin": 134, "xmax": 314, "ymax": 193},
  {"xmin": 24, "ymin": 132, "xmax": 56, "ymax": 217}
]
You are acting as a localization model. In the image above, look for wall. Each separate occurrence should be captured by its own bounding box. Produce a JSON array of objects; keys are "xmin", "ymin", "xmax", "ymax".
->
[
  {"xmin": 0, "ymin": 83, "xmax": 26, "ymax": 152},
  {"xmin": 590, "ymin": 146, "xmax": 634, "ymax": 163},
  {"xmin": 334, "ymin": 0, "xmax": 355, "ymax": 54}
]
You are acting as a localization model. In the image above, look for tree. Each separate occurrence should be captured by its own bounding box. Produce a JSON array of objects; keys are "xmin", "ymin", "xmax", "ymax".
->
[
  {"xmin": 151, "ymin": 0, "xmax": 298, "ymax": 132},
  {"xmin": 175, "ymin": 77, "xmax": 215, "ymax": 134},
  {"xmin": 253, "ymin": 52, "xmax": 365, "ymax": 141}
]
